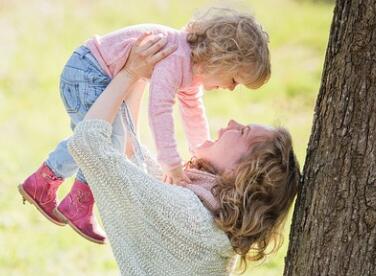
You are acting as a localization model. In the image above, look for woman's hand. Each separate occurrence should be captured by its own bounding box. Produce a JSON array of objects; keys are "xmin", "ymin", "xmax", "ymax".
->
[
  {"xmin": 84, "ymin": 33, "xmax": 175, "ymax": 124},
  {"xmin": 122, "ymin": 32, "xmax": 177, "ymax": 80}
]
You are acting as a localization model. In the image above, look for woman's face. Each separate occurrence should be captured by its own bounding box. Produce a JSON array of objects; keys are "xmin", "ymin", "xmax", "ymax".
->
[{"xmin": 194, "ymin": 120, "xmax": 274, "ymax": 173}]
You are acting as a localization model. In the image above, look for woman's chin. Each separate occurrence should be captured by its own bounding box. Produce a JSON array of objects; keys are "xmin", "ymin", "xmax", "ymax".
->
[{"xmin": 195, "ymin": 140, "xmax": 214, "ymax": 151}]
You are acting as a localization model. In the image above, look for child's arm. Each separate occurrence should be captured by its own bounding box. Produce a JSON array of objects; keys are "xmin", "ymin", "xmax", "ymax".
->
[
  {"xmin": 163, "ymin": 165, "xmax": 191, "ymax": 185},
  {"xmin": 177, "ymin": 88, "xmax": 211, "ymax": 154},
  {"xmin": 148, "ymin": 57, "xmax": 184, "ymax": 171},
  {"xmin": 149, "ymin": 61, "xmax": 193, "ymax": 184}
]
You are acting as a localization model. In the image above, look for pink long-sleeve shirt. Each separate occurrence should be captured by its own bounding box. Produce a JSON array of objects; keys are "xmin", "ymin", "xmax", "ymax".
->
[{"xmin": 85, "ymin": 24, "xmax": 210, "ymax": 170}]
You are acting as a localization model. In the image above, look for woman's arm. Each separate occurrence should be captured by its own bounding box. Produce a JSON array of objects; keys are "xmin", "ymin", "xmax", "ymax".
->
[
  {"xmin": 85, "ymin": 32, "xmax": 176, "ymax": 124},
  {"xmin": 67, "ymin": 34, "xmax": 214, "ymax": 269},
  {"xmin": 124, "ymin": 79, "xmax": 147, "ymax": 157},
  {"xmin": 68, "ymin": 120, "xmax": 215, "ymax": 274},
  {"xmin": 68, "ymin": 32, "xmax": 205, "ymax": 228}
]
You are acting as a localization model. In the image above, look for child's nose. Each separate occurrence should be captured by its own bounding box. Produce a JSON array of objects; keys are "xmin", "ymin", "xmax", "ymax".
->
[{"xmin": 228, "ymin": 83, "xmax": 237, "ymax": 91}]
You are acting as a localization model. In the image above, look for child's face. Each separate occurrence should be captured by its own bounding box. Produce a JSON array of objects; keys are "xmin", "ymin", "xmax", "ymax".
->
[{"xmin": 196, "ymin": 71, "xmax": 241, "ymax": 91}]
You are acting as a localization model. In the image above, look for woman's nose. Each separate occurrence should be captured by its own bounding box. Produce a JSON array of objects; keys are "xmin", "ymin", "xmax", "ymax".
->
[
  {"xmin": 227, "ymin": 120, "xmax": 238, "ymax": 128},
  {"xmin": 228, "ymin": 119, "xmax": 244, "ymax": 129}
]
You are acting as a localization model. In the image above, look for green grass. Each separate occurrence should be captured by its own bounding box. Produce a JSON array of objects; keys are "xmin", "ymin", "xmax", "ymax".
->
[{"xmin": 0, "ymin": 0, "xmax": 334, "ymax": 275}]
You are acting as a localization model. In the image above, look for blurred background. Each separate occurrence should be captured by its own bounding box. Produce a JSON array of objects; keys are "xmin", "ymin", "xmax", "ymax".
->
[{"xmin": 0, "ymin": 0, "xmax": 334, "ymax": 275}]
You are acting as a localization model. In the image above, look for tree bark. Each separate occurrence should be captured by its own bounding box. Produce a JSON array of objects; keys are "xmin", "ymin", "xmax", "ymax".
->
[{"xmin": 284, "ymin": 1, "xmax": 376, "ymax": 275}]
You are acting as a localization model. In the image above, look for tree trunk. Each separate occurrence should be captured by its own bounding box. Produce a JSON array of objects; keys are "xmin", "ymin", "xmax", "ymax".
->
[{"xmin": 284, "ymin": 1, "xmax": 376, "ymax": 275}]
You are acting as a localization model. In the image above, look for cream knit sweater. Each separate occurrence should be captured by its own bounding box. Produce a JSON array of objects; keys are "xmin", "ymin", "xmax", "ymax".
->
[{"xmin": 68, "ymin": 119, "xmax": 234, "ymax": 276}]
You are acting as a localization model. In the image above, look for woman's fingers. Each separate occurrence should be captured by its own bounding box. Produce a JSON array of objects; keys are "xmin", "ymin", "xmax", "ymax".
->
[
  {"xmin": 134, "ymin": 32, "xmax": 152, "ymax": 47},
  {"xmin": 182, "ymin": 174, "xmax": 192, "ymax": 184},
  {"xmin": 142, "ymin": 35, "xmax": 168, "ymax": 56},
  {"xmin": 138, "ymin": 34, "xmax": 164, "ymax": 52},
  {"xmin": 122, "ymin": 33, "xmax": 176, "ymax": 79},
  {"xmin": 138, "ymin": 33, "xmax": 177, "ymax": 64},
  {"xmin": 149, "ymin": 45, "xmax": 177, "ymax": 64}
]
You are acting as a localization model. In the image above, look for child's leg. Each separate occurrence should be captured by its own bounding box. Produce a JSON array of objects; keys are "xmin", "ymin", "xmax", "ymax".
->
[
  {"xmin": 51, "ymin": 46, "xmax": 132, "ymax": 244},
  {"xmin": 19, "ymin": 46, "xmax": 115, "ymax": 235},
  {"xmin": 45, "ymin": 46, "xmax": 113, "ymax": 180},
  {"xmin": 55, "ymin": 89, "xmax": 125, "ymax": 245}
]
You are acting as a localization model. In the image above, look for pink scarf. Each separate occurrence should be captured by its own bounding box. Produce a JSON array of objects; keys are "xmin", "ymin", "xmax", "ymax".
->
[{"xmin": 183, "ymin": 169, "xmax": 220, "ymax": 212}]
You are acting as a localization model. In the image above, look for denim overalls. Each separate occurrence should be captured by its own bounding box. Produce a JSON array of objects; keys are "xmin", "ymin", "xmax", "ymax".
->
[{"xmin": 46, "ymin": 46, "xmax": 145, "ymax": 183}]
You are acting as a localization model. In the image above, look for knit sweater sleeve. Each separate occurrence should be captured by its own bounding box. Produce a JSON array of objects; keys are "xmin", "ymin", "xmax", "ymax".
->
[
  {"xmin": 67, "ymin": 120, "xmax": 233, "ymax": 275},
  {"xmin": 129, "ymin": 145, "xmax": 163, "ymax": 181},
  {"xmin": 68, "ymin": 119, "xmax": 197, "ymax": 217}
]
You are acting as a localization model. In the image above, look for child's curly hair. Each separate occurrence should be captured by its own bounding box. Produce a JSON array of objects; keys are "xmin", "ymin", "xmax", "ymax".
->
[
  {"xmin": 185, "ymin": 7, "xmax": 271, "ymax": 89},
  {"xmin": 187, "ymin": 127, "xmax": 300, "ymax": 273}
]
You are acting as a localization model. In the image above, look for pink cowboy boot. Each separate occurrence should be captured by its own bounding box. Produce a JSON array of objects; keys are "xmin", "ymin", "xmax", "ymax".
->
[
  {"xmin": 54, "ymin": 179, "xmax": 106, "ymax": 244},
  {"xmin": 18, "ymin": 162, "xmax": 66, "ymax": 226}
]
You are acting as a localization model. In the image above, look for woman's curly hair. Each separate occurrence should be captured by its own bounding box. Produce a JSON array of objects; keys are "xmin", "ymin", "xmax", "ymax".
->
[
  {"xmin": 185, "ymin": 7, "xmax": 271, "ymax": 89},
  {"xmin": 187, "ymin": 127, "xmax": 300, "ymax": 273}
]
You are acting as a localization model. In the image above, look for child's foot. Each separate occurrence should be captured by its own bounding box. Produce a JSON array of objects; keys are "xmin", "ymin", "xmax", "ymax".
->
[
  {"xmin": 54, "ymin": 179, "xmax": 106, "ymax": 244},
  {"xmin": 18, "ymin": 162, "xmax": 66, "ymax": 226}
]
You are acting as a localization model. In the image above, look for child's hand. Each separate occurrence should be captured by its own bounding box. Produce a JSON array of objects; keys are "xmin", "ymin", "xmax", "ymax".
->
[{"xmin": 163, "ymin": 165, "xmax": 192, "ymax": 186}]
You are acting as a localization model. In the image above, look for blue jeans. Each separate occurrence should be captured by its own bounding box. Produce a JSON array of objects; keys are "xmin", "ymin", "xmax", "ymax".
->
[{"xmin": 46, "ymin": 46, "xmax": 126, "ymax": 183}]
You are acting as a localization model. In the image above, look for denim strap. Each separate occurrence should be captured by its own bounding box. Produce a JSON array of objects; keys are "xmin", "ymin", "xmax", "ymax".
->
[{"xmin": 121, "ymin": 102, "xmax": 147, "ymax": 172}]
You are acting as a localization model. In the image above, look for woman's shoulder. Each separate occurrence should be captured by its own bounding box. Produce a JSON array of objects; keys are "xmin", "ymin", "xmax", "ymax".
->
[{"xmin": 171, "ymin": 187, "xmax": 233, "ymax": 255}]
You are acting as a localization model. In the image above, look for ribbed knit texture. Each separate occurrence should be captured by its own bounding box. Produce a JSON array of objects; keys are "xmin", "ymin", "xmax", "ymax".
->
[
  {"xmin": 68, "ymin": 119, "xmax": 234, "ymax": 276},
  {"xmin": 184, "ymin": 169, "xmax": 220, "ymax": 212}
]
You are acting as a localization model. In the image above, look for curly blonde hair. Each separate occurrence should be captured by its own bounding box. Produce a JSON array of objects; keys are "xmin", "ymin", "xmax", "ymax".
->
[
  {"xmin": 187, "ymin": 127, "xmax": 300, "ymax": 273},
  {"xmin": 185, "ymin": 7, "xmax": 271, "ymax": 89}
]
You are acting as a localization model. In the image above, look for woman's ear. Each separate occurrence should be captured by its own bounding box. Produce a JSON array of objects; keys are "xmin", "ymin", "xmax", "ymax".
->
[
  {"xmin": 192, "ymin": 63, "xmax": 204, "ymax": 76},
  {"xmin": 223, "ymin": 168, "xmax": 236, "ymax": 178}
]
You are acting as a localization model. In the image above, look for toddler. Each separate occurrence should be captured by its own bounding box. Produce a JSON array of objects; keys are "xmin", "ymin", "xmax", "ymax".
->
[{"xmin": 19, "ymin": 7, "xmax": 270, "ymax": 244}]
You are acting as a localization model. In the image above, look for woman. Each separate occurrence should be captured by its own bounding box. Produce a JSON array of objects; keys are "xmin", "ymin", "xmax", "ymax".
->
[{"xmin": 67, "ymin": 33, "xmax": 300, "ymax": 275}]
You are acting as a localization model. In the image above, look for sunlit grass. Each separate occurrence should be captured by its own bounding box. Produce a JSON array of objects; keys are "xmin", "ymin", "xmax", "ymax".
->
[{"xmin": 0, "ymin": 0, "xmax": 333, "ymax": 275}]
